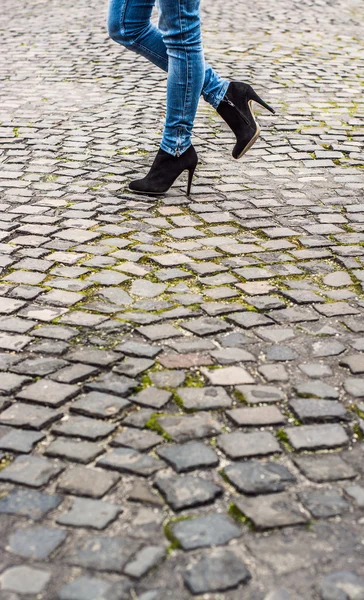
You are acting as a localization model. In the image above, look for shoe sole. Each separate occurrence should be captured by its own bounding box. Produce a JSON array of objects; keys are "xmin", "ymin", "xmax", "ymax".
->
[{"xmin": 236, "ymin": 99, "xmax": 261, "ymax": 159}]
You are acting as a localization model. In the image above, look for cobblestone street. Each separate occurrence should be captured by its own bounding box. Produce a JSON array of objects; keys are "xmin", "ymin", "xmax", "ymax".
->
[{"xmin": 0, "ymin": 0, "xmax": 364, "ymax": 597}]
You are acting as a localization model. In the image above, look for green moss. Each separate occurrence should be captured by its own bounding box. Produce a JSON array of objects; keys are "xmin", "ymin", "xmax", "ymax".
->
[
  {"xmin": 276, "ymin": 428, "xmax": 294, "ymax": 451},
  {"xmin": 353, "ymin": 423, "xmax": 364, "ymax": 441},
  {"xmin": 351, "ymin": 404, "xmax": 364, "ymax": 420},
  {"xmin": 145, "ymin": 413, "xmax": 173, "ymax": 441},
  {"xmin": 228, "ymin": 504, "xmax": 254, "ymax": 529},
  {"xmin": 183, "ymin": 371, "xmax": 205, "ymax": 388},
  {"xmin": 232, "ymin": 388, "xmax": 246, "ymax": 404},
  {"xmin": 0, "ymin": 455, "xmax": 12, "ymax": 471},
  {"xmin": 164, "ymin": 516, "xmax": 190, "ymax": 551}
]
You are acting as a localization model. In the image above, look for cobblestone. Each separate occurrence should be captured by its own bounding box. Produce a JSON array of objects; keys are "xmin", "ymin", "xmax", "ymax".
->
[{"xmin": 0, "ymin": 0, "xmax": 363, "ymax": 595}]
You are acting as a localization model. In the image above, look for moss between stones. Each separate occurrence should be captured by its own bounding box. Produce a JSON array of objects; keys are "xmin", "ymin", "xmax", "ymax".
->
[
  {"xmin": 164, "ymin": 516, "xmax": 190, "ymax": 551},
  {"xmin": 276, "ymin": 428, "xmax": 294, "ymax": 452},
  {"xmin": 183, "ymin": 371, "xmax": 205, "ymax": 388},
  {"xmin": 228, "ymin": 504, "xmax": 254, "ymax": 530},
  {"xmin": 145, "ymin": 413, "xmax": 173, "ymax": 442},
  {"xmin": 0, "ymin": 455, "xmax": 13, "ymax": 472}
]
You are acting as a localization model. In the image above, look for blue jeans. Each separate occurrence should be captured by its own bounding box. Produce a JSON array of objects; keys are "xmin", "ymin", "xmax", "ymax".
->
[{"xmin": 107, "ymin": 0, "xmax": 229, "ymax": 156}]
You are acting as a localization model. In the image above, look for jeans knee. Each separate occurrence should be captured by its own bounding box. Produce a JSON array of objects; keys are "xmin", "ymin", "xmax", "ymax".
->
[{"xmin": 108, "ymin": 20, "xmax": 127, "ymax": 46}]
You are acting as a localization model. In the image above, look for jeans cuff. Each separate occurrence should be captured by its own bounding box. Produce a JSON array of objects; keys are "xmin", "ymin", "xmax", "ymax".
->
[
  {"xmin": 160, "ymin": 141, "xmax": 192, "ymax": 157},
  {"xmin": 205, "ymin": 80, "xmax": 230, "ymax": 109}
]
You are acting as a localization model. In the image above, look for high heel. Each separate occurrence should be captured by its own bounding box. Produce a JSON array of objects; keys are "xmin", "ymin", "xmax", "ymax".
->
[
  {"xmin": 187, "ymin": 165, "xmax": 196, "ymax": 196},
  {"xmin": 129, "ymin": 145, "xmax": 198, "ymax": 197},
  {"xmin": 217, "ymin": 82, "xmax": 275, "ymax": 159}
]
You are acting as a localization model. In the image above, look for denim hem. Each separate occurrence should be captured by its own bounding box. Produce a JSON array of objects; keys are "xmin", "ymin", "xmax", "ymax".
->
[
  {"xmin": 205, "ymin": 79, "xmax": 230, "ymax": 109},
  {"xmin": 160, "ymin": 141, "xmax": 192, "ymax": 157}
]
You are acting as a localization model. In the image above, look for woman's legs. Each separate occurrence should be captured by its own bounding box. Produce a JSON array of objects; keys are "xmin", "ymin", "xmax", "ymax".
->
[
  {"xmin": 107, "ymin": 0, "xmax": 228, "ymax": 111},
  {"xmin": 157, "ymin": 0, "xmax": 203, "ymax": 155}
]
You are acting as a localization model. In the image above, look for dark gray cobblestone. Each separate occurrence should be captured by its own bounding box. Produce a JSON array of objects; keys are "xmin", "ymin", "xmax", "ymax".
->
[{"xmin": 0, "ymin": 0, "xmax": 363, "ymax": 596}]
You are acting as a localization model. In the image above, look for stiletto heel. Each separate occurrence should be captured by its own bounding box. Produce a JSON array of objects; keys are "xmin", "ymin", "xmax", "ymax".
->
[
  {"xmin": 247, "ymin": 86, "xmax": 275, "ymax": 115},
  {"xmin": 217, "ymin": 81, "xmax": 276, "ymax": 159},
  {"xmin": 129, "ymin": 145, "xmax": 198, "ymax": 196},
  {"xmin": 186, "ymin": 165, "xmax": 196, "ymax": 196}
]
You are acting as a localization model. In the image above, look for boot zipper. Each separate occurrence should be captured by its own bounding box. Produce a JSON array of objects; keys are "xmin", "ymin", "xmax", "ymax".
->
[{"xmin": 224, "ymin": 96, "xmax": 251, "ymax": 127}]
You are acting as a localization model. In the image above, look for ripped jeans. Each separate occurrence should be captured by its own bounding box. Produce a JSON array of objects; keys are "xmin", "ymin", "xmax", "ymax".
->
[{"xmin": 107, "ymin": 0, "xmax": 229, "ymax": 155}]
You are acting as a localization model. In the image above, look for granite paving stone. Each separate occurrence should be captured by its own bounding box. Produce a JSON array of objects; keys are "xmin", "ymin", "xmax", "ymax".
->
[
  {"xmin": 217, "ymin": 431, "xmax": 282, "ymax": 458},
  {"xmin": 111, "ymin": 428, "xmax": 161, "ymax": 451},
  {"xmin": 319, "ymin": 571, "xmax": 364, "ymax": 600},
  {"xmin": 0, "ymin": 488, "xmax": 62, "ymax": 520},
  {"xmin": 226, "ymin": 406, "xmax": 285, "ymax": 427},
  {"xmin": 289, "ymin": 399, "xmax": 350, "ymax": 423},
  {"xmin": 57, "ymin": 497, "xmax": 121, "ymax": 529},
  {"xmin": 235, "ymin": 493, "xmax": 308, "ymax": 529},
  {"xmin": 298, "ymin": 490, "xmax": 350, "ymax": 518},
  {"xmin": 70, "ymin": 392, "xmax": 130, "ymax": 418},
  {"xmin": 293, "ymin": 455, "xmax": 357, "ymax": 482},
  {"xmin": 16, "ymin": 379, "xmax": 79, "ymax": 407},
  {"xmin": 62, "ymin": 535, "xmax": 143, "ymax": 573},
  {"xmin": 57, "ymin": 576, "xmax": 132, "ymax": 600},
  {"xmin": 0, "ymin": 402, "xmax": 61, "ymax": 430},
  {"xmin": 170, "ymin": 514, "xmax": 241, "ymax": 550},
  {"xmin": 0, "ymin": 455, "xmax": 64, "ymax": 487},
  {"xmin": 235, "ymin": 385, "xmax": 285, "ymax": 403},
  {"xmin": 44, "ymin": 438, "xmax": 104, "ymax": 463},
  {"xmin": 52, "ymin": 415, "xmax": 116, "ymax": 440},
  {"xmin": 154, "ymin": 475, "xmax": 222, "ymax": 510},
  {"xmin": 98, "ymin": 447, "xmax": 164, "ymax": 476},
  {"xmin": 0, "ymin": 428, "xmax": 44, "ymax": 453},
  {"xmin": 344, "ymin": 485, "xmax": 364, "ymax": 508},
  {"xmin": 156, "ymin": 413, "xmax": 222, "ymax": 442},
  {"xmin": 183, "ymin": 548, "xmax": 251, "ymax": 594},
  {"xmin": 201, "ymin": 366, "xmax": 255, "ymax": 385},
  {"xmin": 0, "ymin": 566, "xmax": 51, "ymax": 594},
  {"xmin": 177, "ymin": 386, "xmax": 232, "ymax": 410},
  {"xmin": 8, "ymin": 525, "xmax": 67, "ymax": 559},
  {"xmin": 285, "ymin": 424, "xmax": 349, "ymax": 451},
  {"xmin": 156, "ymin": 441, "xmax": 218, "ymax": 472},
  {"xmin": 223, "ymin": 460, "xmax": 296, "ymax": 494},
  {"xmin": 57, "ymin": 466, "xmax": 119, "ymax": 498}
]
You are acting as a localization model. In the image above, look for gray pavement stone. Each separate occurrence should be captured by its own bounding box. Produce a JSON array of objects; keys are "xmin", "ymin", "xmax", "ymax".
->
[
  {"xmin": 16, "ymin": 379, "xmax": 79, "ymax": 407},
  {"xmin": 319, "ymin": 571, "xmax": 364, "ymax": 600},
  {"xmin": 217, "ymin": 431, "xmax": 282, "ymax": 459},
  {"xmin": 235, "ymin": 493, "xmax": 308, "ymax": 529},
  {"xmin": 8, "ymin": 525, "xmax": 67, "ymax": 559},
  {"xmin": 58, "ymin": 576, "xmax": 132, "ymax": 600},
  {"xmin": 71, "ymin": 392, "xmax": 130, "ymax": 418},
  {"xmin": 223, "ymin": 460, "xmax": 296, "ymax": 494},
  {"xmin": 155, "ymin": 475, "xmax": 222, "ymax": 510},
  {"xmin": 156, "ymin": 441, "xmax": 218, "ymax": 472},
  {"xmin": 45, "ymin": 438, "xmax": 104, "ymax": 463},
  {"xmin": 183, "ymin": 548, "xmax": 251, "ymax": 594},
  {"xmin": 0, "ymin": 455, "xmax": 64, "ymax": 487},
  {"xmin": 98, "ymin": 448, "xmax": 164, "ymax": 476},
  {"xmin": 293, "ymin": 455, "xmax": 357, "ymax": 482},
  {"xmin": 52, "ymin": 415, "xmax": 116, "ymax": 440},
  {"xmin": 298, "ymin": 490, "xmax": 350, "ymax": 518},
  {"xmin": 171, "ymin": 514, "xmax": 241, "ymax": 550},
  {"xmin": 0, "ymin": 566, "xmax": 51, "ymax": 594},
  {"xmin": 57, "ymin": 465, "xmax": 119, "ymax": 498},
  {"xmin": 0, "ymin": 489, "xmax": 62, "ymax": 520},
  {"xmin": 157, "ymin": 413, "xmax": 222, "ymax": 442},
  {"xmin": 285, "ymin": 424, "xmax": 349, "ymax": 451},
  {"xmin": 177, "ymin": 386, "xmax": 232, "ymax": 410},
  {"xmin": 57, "ymin": 498, "xmax": 121, "ymax": 529},
  {"xmin": 62, "ymin": 535, "xmax": 143, "ymax": 572}
]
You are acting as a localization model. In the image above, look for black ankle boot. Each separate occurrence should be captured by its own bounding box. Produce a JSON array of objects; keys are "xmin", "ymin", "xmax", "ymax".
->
[
  {"xmin": 129, "ymin": 145, "xmax": 198, "ymax": 196},
  {"xmin": 217, "ymin": 82, "xmax": 275, "ymax": 159}
]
